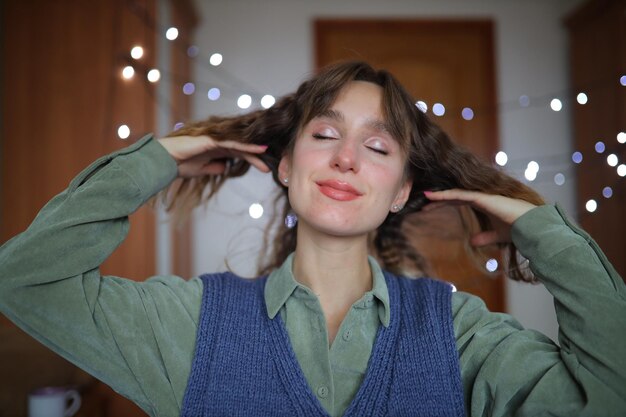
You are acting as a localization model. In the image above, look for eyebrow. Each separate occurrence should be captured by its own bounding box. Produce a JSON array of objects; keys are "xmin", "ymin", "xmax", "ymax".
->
[
  {"xmin": 316, "ymin": 109, "xmax": 391, "ymax": 134},
  {"xmin": 317, "ymin": 109, "xmax": 344, "ymax": 123}
]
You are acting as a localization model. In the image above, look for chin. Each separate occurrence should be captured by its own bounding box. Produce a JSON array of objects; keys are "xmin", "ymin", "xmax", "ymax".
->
[{"xmin": 299, "ymin": 210, "xmax": 384, "ymax": 238}]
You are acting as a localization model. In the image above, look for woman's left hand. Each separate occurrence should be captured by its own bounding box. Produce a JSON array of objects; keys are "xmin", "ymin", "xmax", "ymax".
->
[{"xmin": 422, "ymin": 189, "xmax": 538, "ymax": 247}]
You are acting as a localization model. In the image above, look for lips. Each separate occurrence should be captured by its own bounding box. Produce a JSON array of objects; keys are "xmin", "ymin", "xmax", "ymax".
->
[{"xmin": 315, "ymin": 179, "xmax": 363, "ymax": 201}]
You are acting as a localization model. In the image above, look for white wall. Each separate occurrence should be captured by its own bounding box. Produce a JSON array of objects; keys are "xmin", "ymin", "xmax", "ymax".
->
[{"xmin": 186, "ymin": 0, "xmax": 586, "ymax": 341}]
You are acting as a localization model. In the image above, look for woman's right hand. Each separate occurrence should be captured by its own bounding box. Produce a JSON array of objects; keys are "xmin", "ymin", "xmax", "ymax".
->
[{"xmin": 157, "ymin": 135, "xmax": 270, "ymax": 178}]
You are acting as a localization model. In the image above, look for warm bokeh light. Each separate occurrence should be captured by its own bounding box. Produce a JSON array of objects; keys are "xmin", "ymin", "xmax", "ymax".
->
[
  {"xmin": 165, "ymin": 27, "xmax": 179, "ymax": 41},
  {"xmin": 117, "ymin": 125, "xmax": 130, "ymax": 139},
  {"xmin": 122, "ymin": 66, "xmax": 134, "ymax": 79},
  {"xmin": 210, "ymin": 53, "xmax": 223, "ymax": 66},
  {"xmin": 130, "ymin": 46, "xmax": 143, "ymax": 59}
]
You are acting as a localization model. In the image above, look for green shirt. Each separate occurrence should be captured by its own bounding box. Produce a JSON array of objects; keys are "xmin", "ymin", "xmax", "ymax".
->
[
  {"xmin": 0, "ymin": 135, "xmax": 625, "ymax": 417},
  {"xmin": 265, "ymin": 253, "xmax": 390, "ymax": 416}
]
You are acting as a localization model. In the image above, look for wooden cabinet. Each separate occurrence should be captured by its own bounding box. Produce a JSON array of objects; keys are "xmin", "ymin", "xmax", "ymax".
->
[{"xmin": 565, "ymin": 0, "xmax": 626, "ymax": 278}]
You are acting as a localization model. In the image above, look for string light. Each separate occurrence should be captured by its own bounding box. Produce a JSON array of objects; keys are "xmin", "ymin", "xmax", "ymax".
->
[
  {"xmin": 130, "ymin": 46, "xmax": 144, "ymax": 59},
  {"xmin": 595, "ymin": 141, "xmax": 605, "ymax": 153},
  {"xmin": 495, "ymin": 151, "xmax": 508, "ymax": 166},
  {"xmin": 550, "ymin": 98, "xmax": 562, "ymax": 111},
  {"xmin": 260, "ymin": 95, "xmax": 275, "ymax": 109},
  {"xmin": 209, "ymin": 53, "xmax": 223, "ymax": 66},
  {"xmin": 147, "ymin": 69, "xmax": 160, "ymax": 82},
  {"xmin": 122, "ymin": 66, "xmax": 135, "ymax": 79},
  {"xmin": 207, "ymin": 87, "xmax": 220, "ymax": 101},
  {"xmin": 524, "ymin": 169, "xmax": 537, "ymax": 181},
  {"xmin": 182, "ymin": 82, "xmax": 195, "ymax": 95},
  {"xmin": 524, "ymin": 160, "xmax": 539, "ymax": 181},
  {"xmin": 485, "ymin": 258, "xmax": 498, "ymax": 272},
  {"xmin": 461, "ymin": 107, "xmax": 474, "ymax": 121},
  {"xmin": 554, "ymin": 173, "xmax": 565, "ymax": 185},
  {"xmin": 518, "ymin": 95, "xmax": 530, "ymax": 107},
  {"xmin": 607, "ymin": 154, "xmax": 618, "ymax": 167},
  {"xmin": 237, "ymin": 94, "xmax": 252, "ymax": 109},
  {"xmin": 585, "ymin": 199, "xmax": 597, "ymax": 213},
  {"xmin": 187, "ymin": 45, "xmax": 199, "ymax": 58},
  {"xmin": 165, "ymin": 27, "xmax": 179, "ymax": 41},
  {"xmin": 248, "ymin": 203, "xmax": 264, "ymax": 219},
  {"xmin": 117, "ymin": 2, "xmax": 626, "ymax": 220},
  {"xmin": 117, "ymin": 125, "xmax": 130, "ymax": 139}
]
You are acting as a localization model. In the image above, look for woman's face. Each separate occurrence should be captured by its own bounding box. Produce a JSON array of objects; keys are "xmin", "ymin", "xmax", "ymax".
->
[{"xmin": 279, "ymin": 81, "xmax": 412, "ymax": 238}]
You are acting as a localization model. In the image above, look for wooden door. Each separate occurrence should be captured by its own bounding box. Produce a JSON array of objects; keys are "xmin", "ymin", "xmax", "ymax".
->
[
  {"xmin": 316, "ymin": 20, "xmax": 504, "ymax": 311},
  {"xmin": 1, "ymin": 0, "xmax": 158, "ymax": 280},
  {"xmin": 0, "ymin": 1, "xmax": 197, "ymax": 416},
  {"xmin": 565, "ymin": 0, "xmax": 626, "ymax": 279}
]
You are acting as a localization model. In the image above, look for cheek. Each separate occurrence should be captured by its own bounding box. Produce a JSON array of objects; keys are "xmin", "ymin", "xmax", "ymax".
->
[
  {"xmin": 368, "ymin": 162, "xmax": 406, "ymax": 194},
  {"xmin": 290, "ymin": 144, "xmax": 327, "ymax": 176}
]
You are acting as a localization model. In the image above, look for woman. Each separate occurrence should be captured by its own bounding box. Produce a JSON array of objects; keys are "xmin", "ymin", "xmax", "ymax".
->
[{"xmin": 0, "ymin": 61, "xmax": 624, "ymax": 417}]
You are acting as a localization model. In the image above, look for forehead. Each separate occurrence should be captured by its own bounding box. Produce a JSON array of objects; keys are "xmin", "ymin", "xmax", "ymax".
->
[
  {"xmin": 309, "ymin": 81, "xmax": 386, "ymax": 125},
  {"xmin": 333, "ymin": 81, "xmax": 384, "ymax": 111}
]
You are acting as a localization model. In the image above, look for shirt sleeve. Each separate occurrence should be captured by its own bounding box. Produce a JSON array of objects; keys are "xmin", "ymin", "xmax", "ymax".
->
[
  {"xmin": 452, "ymin": 204, "xmax": 626, "ymax": 417},
  {"xmin": 0, "ymin": 135, "xmax": 202, "ymax": 417}
]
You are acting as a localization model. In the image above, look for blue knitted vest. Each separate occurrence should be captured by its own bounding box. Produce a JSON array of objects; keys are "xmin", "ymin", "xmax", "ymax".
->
[{"xmin": 181, "ymin": 272, "xmax": 465, "ymax": 417}]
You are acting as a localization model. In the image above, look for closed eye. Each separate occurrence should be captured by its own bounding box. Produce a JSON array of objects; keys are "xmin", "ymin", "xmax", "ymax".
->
[
  {"xmin": 367, "ymin": 146, "xmax": 388, "ymax": 155},
  {"xmin": 312, "ymin": 133, "xmax": 336, "ymax": 140},
  {"xmin": 365, "ymin": 138, "xmax": 389, "ymax": 155}
]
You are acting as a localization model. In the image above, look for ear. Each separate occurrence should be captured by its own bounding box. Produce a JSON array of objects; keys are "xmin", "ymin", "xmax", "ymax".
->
[
  {"xmin": 278, "ymin": 154, "xmax": 291, "ymax": 186},
  {"xmin": 392, "ymin": 179, "xmax": 413, "ymax": 211}
]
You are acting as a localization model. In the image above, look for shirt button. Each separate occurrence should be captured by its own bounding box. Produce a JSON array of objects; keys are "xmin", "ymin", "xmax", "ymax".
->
[
  {"xmin": 342, "ymin": 329, "xmax": 353, "ymax": 341},
  {"xmin": 317, "ymin": 385, "xmax": 329, "ymax": 398}
]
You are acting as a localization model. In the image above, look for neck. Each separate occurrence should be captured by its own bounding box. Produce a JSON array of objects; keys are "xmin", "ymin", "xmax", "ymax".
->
[{"xmin": 292, "ymin": 221, "xmax": 372, "ymax": 313}]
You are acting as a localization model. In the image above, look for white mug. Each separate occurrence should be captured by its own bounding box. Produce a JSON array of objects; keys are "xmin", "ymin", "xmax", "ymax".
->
[{"xmin": 28, "ymin": 387, "xmax": 81, "ymax": 417}]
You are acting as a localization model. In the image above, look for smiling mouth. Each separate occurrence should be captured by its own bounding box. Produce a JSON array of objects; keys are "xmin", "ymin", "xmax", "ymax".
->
[{"xmin": 315, "ymin": 179, "xmax": 363, "ymax": 201}]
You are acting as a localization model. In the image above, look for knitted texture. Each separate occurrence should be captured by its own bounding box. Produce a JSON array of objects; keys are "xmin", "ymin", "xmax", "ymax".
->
[{"xmin": 181, "ymin": 272, "xmax": 465, "ymax": 417}]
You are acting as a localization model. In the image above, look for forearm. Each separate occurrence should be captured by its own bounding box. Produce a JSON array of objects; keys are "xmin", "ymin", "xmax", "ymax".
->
[
  {"xmin": 0, "ymin": 135, "xmax": 177, "ymax": 287},
  {"xmin": 0, "ymin": 135, "xmax": 180, "ymax": 412},
  {"xmin": 511, "ymin": 204, "xmax": 626, "ymax": 400},
  {"xmin": 454, "ymin": 204, "xmax": 626, "ymax": 416}
]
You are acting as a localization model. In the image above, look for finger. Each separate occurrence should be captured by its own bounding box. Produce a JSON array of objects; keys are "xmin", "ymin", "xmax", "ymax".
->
[
  {"xmin": 424, "ymin": 189, "xmax": 481, "ymax": 204},
  {"xmin": 216, "ymin": 148, "xmax": 271, "ymax": 173},
  {"xmin": 470, "ymin": 230, "xmax": 506, "ymax": 247},
  {"xmin": 217, "ymin": 140, "xmax": 268, "ymax": 154},
  {"xmin": 242, "ymin": 154, "xmax": 271, "ymax": 173},
  {"xmin": 178, "ymin": 160, "xmax": 227, "ymax": 178},
  {"xmin": 421, "ymin": 200, "xmax": 466, "ymax": 212},
  {"xmin": 421, "ymin": 201, "xmax": 450, "ymax": 212},
  {"xmin": 202, "ymin": 161, "xmax": 228, "ymax": 175}
]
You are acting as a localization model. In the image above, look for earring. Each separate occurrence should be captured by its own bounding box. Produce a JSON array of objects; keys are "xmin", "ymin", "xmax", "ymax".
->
[
  {"xmin": 285, "ymin": 211, "xmax": 298, "ymax": 228},
  {"xmin": 282, "ymin": 178, "xmax": 289, "ymax": 184},
  {"xmin": 392, "ymin": 204, "xmax": 402, "ymax": 213}
]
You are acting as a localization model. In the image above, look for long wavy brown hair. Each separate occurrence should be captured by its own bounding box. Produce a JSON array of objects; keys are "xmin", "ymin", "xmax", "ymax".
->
[{"xmin": 160, "ymin": 61, "xmax": 544, "ymax": 282}]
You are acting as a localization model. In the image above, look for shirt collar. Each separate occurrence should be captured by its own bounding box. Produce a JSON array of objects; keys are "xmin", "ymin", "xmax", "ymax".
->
[{"xmin": 264, "ymin": 253, "xmax": 390, "ymax": 327}]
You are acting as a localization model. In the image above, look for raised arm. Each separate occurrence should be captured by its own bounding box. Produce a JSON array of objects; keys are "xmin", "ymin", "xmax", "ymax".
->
[
  {"xmin": 425, "ymin": 190, "xmax": 626, "ymax": 416},
  {"xmin": 0, "ymin": 134, "xmax": 269, "ymax": 415}
]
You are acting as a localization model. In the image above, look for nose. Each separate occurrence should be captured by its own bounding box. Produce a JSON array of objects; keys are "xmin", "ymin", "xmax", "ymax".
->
[{"xmin": 330, "ymin": 139, "xmax": 360, "ymax": 173}]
